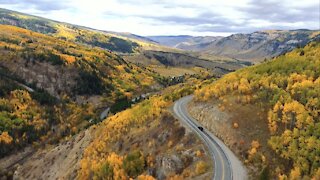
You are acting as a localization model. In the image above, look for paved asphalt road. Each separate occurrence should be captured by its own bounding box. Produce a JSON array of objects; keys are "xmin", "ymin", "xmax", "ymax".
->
[{"xmin": 173, "ymin": 95, "xmax": 247, "ymax": 180}]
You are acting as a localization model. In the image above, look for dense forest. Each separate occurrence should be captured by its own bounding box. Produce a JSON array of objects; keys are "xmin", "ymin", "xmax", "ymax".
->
[
  {"xmin": 0, "ymin": 25, "xmax": 163, "ymax": 158},
  {"xmin": 0, "ymin": 25, "xmax": 161, "ymax": 98},
  {"xmin": 0, "ymin": 24, "xmax": 210, "ymax": 167},
  {"xmin": 195, "ymin": 40, "xmax": 320, "ymax": 179},
  {"xmin": 0, "ymin": 76, "xmax": 98, "ymax": 158}
]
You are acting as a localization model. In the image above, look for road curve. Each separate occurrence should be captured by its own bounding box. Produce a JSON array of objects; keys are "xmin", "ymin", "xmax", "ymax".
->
[{"xmin": 173, "ymin": 95, "xmax": 247, "ymax": 180}]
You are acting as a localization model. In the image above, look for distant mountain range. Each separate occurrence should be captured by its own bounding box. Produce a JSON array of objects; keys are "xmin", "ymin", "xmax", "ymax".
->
[
  {"xmin": 149, "ymin": 30, "xmax": 320, "ymax": 63},
  {"xmin": 1, "ymin": 7, "xmax": 319, "ymax": 64},
  {"xmin": 148, "ymin": 35, "xmax": 222, "ymax": 50}
]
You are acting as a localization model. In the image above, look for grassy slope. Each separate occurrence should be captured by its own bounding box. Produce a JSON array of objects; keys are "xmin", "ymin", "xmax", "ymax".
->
[{"xmin": 194, "ymin": 41, "xmax": 320, "ymax": 179}]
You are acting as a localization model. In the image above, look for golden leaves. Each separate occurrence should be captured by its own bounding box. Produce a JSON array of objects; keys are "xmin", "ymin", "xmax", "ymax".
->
[
  {"xmin": 79, "ymin": 96, "xmax": 169, "ymax": 179},
  {"xmin": 195, "ymin": 161, "xmax": 208, "ymax": 175},
  {"xmin": 195, "ymin": 41, "xmax": 320, "ymax": 178},
  {"xmin": 0, "ymin": 131, "xmax": 13, "ymax": 144},
  {"xmin": 137, "ymin": 175, "xmax": 156, "ymax": 180}
]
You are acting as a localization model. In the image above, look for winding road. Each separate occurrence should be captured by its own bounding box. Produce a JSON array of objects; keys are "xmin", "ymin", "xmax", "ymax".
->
[{"xmin": 173, "ymin": 95, "xmax": 247, "ymax": 180}]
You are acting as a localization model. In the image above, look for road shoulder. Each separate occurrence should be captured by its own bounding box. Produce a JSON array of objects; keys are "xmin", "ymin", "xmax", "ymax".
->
[{"xmin": 178, "ymin": 96, "xmax": 248, "ymax": 180}]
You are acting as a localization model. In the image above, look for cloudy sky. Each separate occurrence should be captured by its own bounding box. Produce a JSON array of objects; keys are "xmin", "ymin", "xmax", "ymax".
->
[{"xmin": 0, "ymin": 0, "xmax": 319, "ymax": 36}]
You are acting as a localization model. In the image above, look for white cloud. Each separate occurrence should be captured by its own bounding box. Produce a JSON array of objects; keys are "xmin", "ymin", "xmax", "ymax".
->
[{"xmin": 0, "ymin": 0, "xmax": 319, "ymax": 36}]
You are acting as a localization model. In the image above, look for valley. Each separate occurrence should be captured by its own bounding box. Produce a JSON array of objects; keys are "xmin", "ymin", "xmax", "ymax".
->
[{"xmin": 0, "ymin": 3, "xmax": 319, "ymax": 180}]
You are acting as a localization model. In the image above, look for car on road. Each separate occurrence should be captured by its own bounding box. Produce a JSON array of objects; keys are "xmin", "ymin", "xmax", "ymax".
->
[{"xmin": 198, "ymin": 126, "xmax": 204, "ymax": 131}]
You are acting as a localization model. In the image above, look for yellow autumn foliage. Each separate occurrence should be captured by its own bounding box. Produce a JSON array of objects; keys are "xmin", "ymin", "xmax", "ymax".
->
[
  {"xmin": 0, "ymin": 131, "xmax": 13, "ymax": 144},
  {"xmin": 195, "ymin": 41, "xmax": 320, "ymax": 178}
]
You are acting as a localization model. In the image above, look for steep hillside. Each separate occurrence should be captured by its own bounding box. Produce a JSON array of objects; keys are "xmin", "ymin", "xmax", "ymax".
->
[
  {"xmin": 192, "ymin": 40, "xmax": 320, "ymax": 178},
  {"xmin": 0, "ymin": 25, "xmax": 160, "ymax": 100},
  {"xmin": 203, "ymin": 30, "xmax": 320, "ymax": 63},
  {"xmin": 76, "ymin": 80, "xmax": 213, "ymax": 180},
  {"xmin": 0, "ymin": 25, "xmax": 166, "ymax": 160},
  {"xmin": 8, "ymin": 79, "xmax": 214, "ymax": 180},
  {"xmin": 0, "ymin": 8, "xmax": 161, "ymax": 53},
  {"xmin": 0, "ymin": 69, "xmax": 98, "ymax": 161},
  {"xmin": 0, "ymin": 23, "xmax": 215, "ymax": 179}
]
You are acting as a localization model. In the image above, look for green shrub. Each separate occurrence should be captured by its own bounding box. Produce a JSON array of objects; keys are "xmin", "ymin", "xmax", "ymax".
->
[
  {"xmin": 123, "ymin": 151, "xmax": 145, "ymax": 178},
  {"xmin": 31, "ymin": 89, "xmax": 57, "ymax": 105},
  {"xmin": 75, "ymin": 71, "xmax": 107, "ymax": 95},
  {"xmin": 95, "ymin": 162, "xmax": 114, "ymax": 180},
  {"xmin": 110, "ymin": 96, "xmax": 132, "ymax": 114}
]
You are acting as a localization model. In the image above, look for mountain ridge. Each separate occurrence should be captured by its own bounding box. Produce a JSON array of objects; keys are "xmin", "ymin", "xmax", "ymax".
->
[
  {"xmin": 148, "ymin": 30, "xmax": 320, "ymax": 63},
  {"xmin": 0, "ymin": 8, "xmax": 163, "ymax": 53}
]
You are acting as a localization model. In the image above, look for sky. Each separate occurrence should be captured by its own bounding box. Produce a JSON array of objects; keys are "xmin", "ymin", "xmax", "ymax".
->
[{"xmin": 0, "ymin": 0, "xmax": 319, "ymax": 36}]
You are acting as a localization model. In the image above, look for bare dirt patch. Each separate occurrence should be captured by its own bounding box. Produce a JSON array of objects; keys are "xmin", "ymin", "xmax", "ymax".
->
[{"xmin": 12, "ymin": 128, "xmax": 94, "ymax": 180}]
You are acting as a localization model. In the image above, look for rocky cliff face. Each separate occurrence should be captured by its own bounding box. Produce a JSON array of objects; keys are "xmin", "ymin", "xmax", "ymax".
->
[
  {"xmin": 203, "ymin": 30, "xmax": 320, "ymax": 62},
  {"xmin": 1, "ymin": 57, "xmax": 78, "ymax": 97},
  {"xmin": 148, "ymin": 30, "xmax": 320, "ymax": 63}
]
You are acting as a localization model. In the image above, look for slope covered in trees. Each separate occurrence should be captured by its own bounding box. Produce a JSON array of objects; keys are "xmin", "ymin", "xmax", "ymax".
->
[
  {"xmin": 0, "ymin": 75, "xmax": 99, "ymax": 159},
  {"xmin": 78, "ymin": 80, "xmax": 213, "ymax": 179},
  {"xmin": 194, "ymin": 40, "xmax": 320, "ymax": 178},
  {"xmin": 0, "ymin": 25, "xmax": 160, "ymax": 99},
  {"xmin": 0, "ymin": 8, "xmax": 146, "ymax": 53},
  {"xmin": 0, "ymin": 24, "xmax": 164, "ymax": 161}
]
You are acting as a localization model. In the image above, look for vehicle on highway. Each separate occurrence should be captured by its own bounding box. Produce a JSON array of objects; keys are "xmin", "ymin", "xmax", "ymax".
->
[{"xmin": 198, "ymin": 126, "xmax": 204, "ymax": 131}]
